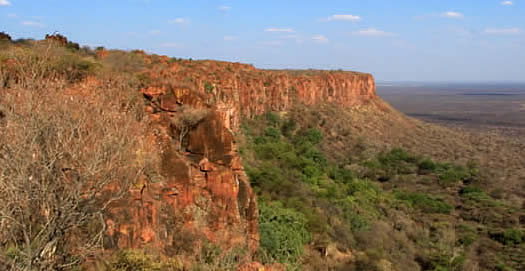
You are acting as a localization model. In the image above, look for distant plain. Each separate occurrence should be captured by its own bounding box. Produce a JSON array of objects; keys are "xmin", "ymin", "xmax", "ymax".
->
[{"xmin": 377, "ymin": 82, "xmax": 525, "ymax": 138}]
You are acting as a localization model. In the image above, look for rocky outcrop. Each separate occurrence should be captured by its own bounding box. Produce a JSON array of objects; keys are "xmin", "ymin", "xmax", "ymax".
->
[{"xmin": 104, "ymin": 55, "xmax": 378, "ymax": 260}]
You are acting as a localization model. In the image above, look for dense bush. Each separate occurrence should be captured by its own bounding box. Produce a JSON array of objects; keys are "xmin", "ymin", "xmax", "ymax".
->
[
  {"xmin": 503, "ymin": 229, "xmax": 523, "ymax": 245},
  {"xmin": 243, "ymin": 112, "xmax": 396, "ymax": 264},
  {"xmin": 395, "ymin": 191, "xmax": 453, "ymax": 214},
  {"xmin": 258, "ymin": 202, "xmax": 311, "ymax": 265}
]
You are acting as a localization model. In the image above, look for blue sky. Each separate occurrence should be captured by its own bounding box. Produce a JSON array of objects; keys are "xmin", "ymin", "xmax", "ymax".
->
[{"xmin": 1, "ymin": 0, "xmax": 524, "ymax": 82}]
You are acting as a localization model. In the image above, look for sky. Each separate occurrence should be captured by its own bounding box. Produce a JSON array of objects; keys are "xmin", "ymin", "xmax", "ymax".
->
[{"xmin": 1, "ymin": 0, "xmax": 524, "ymax": 82}]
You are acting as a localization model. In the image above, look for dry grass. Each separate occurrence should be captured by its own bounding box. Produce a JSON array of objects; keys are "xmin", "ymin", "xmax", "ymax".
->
[{"xmin": 0, "ymin": 41, "xmax": 159, "ymax": 270}]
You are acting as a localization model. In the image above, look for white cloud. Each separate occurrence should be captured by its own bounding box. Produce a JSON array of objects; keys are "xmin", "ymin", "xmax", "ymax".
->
[
  {"xmin": 265, "ymin": 28, "xmax": 295, "ymax": 33},
  {"xmin": 223, "ymin": 35, "xmax": 237, "ymax": 41},
  {"xmin": 0, "ymin": 0, "xmax": 11, "ymax": 6},
  {"xmin": 354, "ymin": 28, "xmax": 395, "ymax": 37},
  {"xmin": 442, "ymin": 11, "xmax": 464, "ymax": 19},
  {"xmin": 324, "ymin": 14, "xmax": 361, "ymax": 22},
  {"xmin": 501, "ymin": 1, "xmax": 514, "ymax": 5},
  {"xmin": 160, "ymin": 42, "xmax": 182, "ymax": 48},
  {"xmin": 169, "ymin": 18, "xmax": 188, "ymax": 24},
  {"xmin": 312, "ymin": 35, "xmax": 329, "ymax": 43},
  {"xmin": 484, "ymin": 27, "xmax": 520, "ymax": 34},
  {"xmin": 22, "ymin": 21, "xmax": 45, "ymax": 27},
  {"xmin": 218, "ymin": 5, "xmax": 231, "ymax": 11}
]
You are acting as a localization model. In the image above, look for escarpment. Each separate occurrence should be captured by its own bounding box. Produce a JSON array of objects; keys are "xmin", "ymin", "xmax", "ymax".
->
[
  {"xmin": 143, "ymin": 60, "xmax": 377, "ymax": 131},
  {"xmin": 105, "ymin": 57, "xmax": 378, "ymax": 258}
]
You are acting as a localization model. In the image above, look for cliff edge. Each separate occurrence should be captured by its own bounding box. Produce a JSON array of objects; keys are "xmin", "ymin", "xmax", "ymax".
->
[{"xmin": 105, "ymin": 55, "xmax": 379, "ymax": 259}]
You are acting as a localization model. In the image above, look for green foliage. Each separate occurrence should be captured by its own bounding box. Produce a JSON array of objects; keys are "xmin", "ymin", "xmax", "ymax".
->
[
  {"xmin": 503, "ymin": 229, "xmax": 523, "ymax": 245},
  {"xmin": 460, "ymin": 186, "xmax": 498, "ymax": 206},
  {"xmin": 204, "ymin": 81, "xmax": 214, "ymax": 93},
  {"xmin": 496, "ymin": 263, "xmax": 516, "ymax": 271},
  {"xmin": 395, "ymin": 191, "xmax": 453, "ymax": 214},
  {"xmin": 456, "ymin": 224, "xmax": 478, "ymax": 247},
  {"xmin": 418, "ymin": 158, "xmax": 437, "ymax": 172},
  {"xmin": 362, "ymin": 147, "xmax": 479, "ymax": 189},
  {"xmin": 242, "ymin": 112, "xmax": 395, "ymax": 258},
  {"xmin": 437, "ymin": 164, "xmax": 470, "ymax": 187},
  {"xmin": 264, "ymin": 127, "xmax": 281, "ymax": 141},
  {"xmin": 264, "ymin": 111, "xmax": 281, "ymax": 127},
  {"xmin": 258, "ymin": 201, "xmax": 311, "ymax": 265},
  {"xmin": 280, "ymin": 118, "xmax": 297, "ymax": 137},
  {"xmin": 303, "ymin": 128, "xmax": 323, "ymax": 145},
  {"xmin": 489, "ymin": 228, "xmax": 524, "ymax": 246},
  {"xmin": 379, "ymin": 148, "xmax": 418, "ymax": 165}
]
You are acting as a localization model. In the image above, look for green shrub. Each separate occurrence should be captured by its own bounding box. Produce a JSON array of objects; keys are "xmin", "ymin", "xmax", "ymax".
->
[
  {"xmin": 418, "ymin": 158, "xmax": 437, "ymax": 172},
  {"xmin": 496, "ymin": 263, "xmax": 515, "ymax": 271},
  {"xmin": 264, "ymin": 111, "xmax": 281, "ymax": 127},
  {"xmin": 303, "ymin": 128, "xmax": 323, "ymax": 145},
  {"xmin": 459, "ymin": 186, "xmax": 497, "ymax": 206},
  {"xmin": 281, "ymin": 118, "xmax": 297, "ymax": 137},
  {"xmin": 395, "ymin": 191, "xmax": 453, "ymax": 214},
  {"xmin": 264, "ymin": 127, "xmax": 281, "ymax": 141},
  {"xmin": 503, "ymin": 229, "xmax": 523, "ymax": 245},
  {"xmin": 456, "ymin": 224, "xmax": 478, "ymax": 247},
  {"xmin": 204, "ymin": 81, "xmax": 214, "ymax": 93},
  {"xmin": 489, "ymin": 228, "xmax": 523, "ymax": 246},
  {"xmin": 379, "ymin": 148, "xmax": 418, "ymax": 165},
  {"xmin": 258, "ymin": 201, "xmax": 311, "ymax": 265},
  {"xmin": 435, "ymin": 163, "xmax": 470, "ymax": 186}
]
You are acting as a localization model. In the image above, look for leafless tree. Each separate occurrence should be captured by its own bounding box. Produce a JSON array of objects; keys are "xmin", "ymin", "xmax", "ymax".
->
[
  {"xmin": 171, "ymin": 105, "xmax": 209, "ymax": 151},
  {"xmin": 0, "ymin": 76, "xmax": 157, "ymax": 270}
]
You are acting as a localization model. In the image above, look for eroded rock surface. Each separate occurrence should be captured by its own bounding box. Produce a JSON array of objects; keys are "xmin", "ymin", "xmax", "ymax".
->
[{"xmin": 104, "ymin": 57, "xmax": 378, "ymax": 258}]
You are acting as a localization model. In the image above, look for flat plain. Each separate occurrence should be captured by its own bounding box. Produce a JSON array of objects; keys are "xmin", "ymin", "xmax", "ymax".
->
[{"xmin": 378, "ymin": 82, "xmax": 525, "ymax": 139}]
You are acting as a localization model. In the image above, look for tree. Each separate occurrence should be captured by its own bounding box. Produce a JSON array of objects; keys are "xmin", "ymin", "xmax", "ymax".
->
[
  {"xmin": 0, "ymin": 75, "xmax": 157, "ymax": 270},
  {"xmin": 171, "ymin": 105, "xmax": 209, "ymax": 151}
]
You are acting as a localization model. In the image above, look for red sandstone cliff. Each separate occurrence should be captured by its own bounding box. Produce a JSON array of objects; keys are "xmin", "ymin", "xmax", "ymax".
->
[
  {"xmin": 144, "ymin": 60, "xmax": 376, "ymax": 131},
  {"xmin": 104, "ymin": 56, "xmax": 378, "ymax": 263}
]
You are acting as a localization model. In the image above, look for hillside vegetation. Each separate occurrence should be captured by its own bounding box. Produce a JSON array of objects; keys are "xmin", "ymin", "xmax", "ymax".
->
[
  {"xmin": 240, "ymin": 109, "xmax": 524, "ymax": 270},
  {"xmin": 0, "ymin": 35, "xmax": 523, "ymax": 270}
]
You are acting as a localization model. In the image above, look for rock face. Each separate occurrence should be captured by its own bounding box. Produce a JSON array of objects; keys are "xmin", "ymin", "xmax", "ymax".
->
[
  {"xmin": 146, "ymin": 60, "xmax": 377, "ymax": 132},
  {"xmin": 104, "ymin": 57, "xmax": 378, "ymax": 258}
]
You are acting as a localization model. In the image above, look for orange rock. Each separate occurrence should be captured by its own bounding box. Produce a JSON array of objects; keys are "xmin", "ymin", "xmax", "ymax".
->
[
  {"xmin": 141, "ymin": 86, "xmax": 167, "ymax": 97},
  {"xmin": 104, "ymin": 56, "xmax": 377, "ymax": 263},
  {"xmin": 199, "ymin": 158, "xmax": 216, "ymax": 172}
]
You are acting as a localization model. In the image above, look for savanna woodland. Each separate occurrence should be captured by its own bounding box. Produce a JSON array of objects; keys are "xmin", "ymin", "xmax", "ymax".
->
[{"xmin": 0, "ymin": 34, "xmax": 524, "ymax": 271}]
